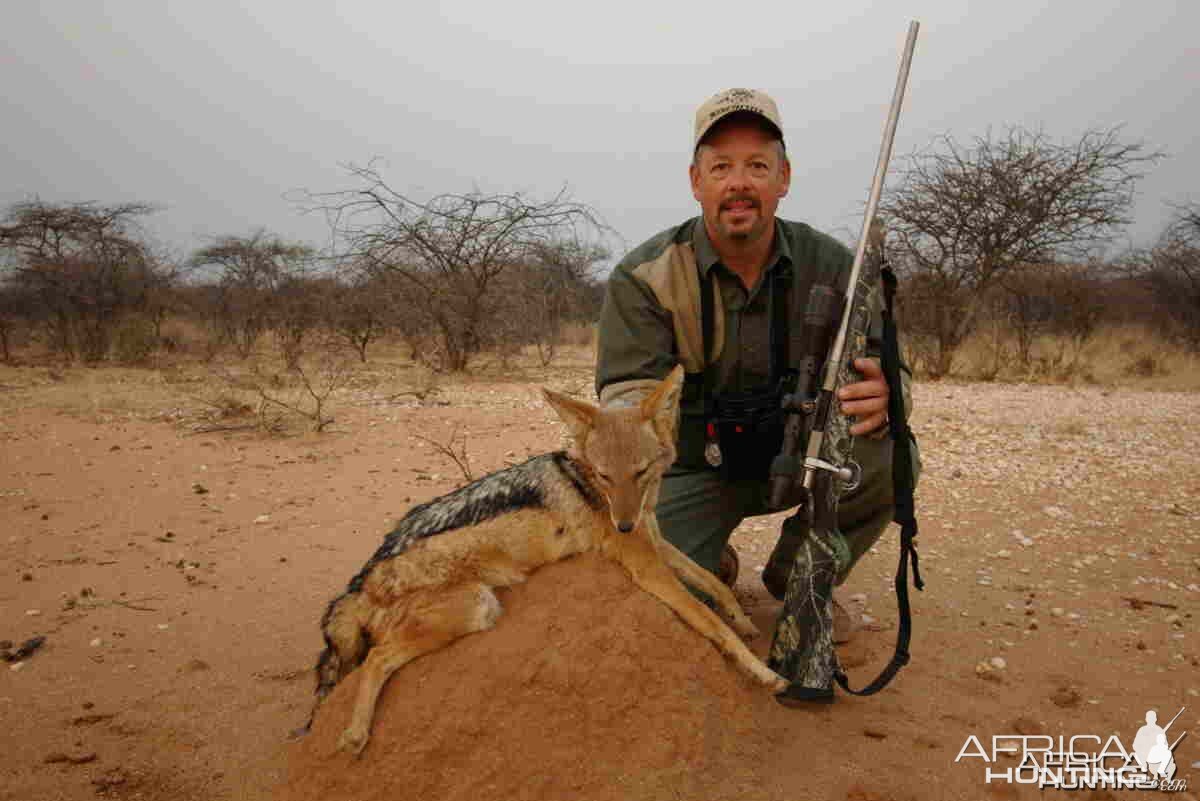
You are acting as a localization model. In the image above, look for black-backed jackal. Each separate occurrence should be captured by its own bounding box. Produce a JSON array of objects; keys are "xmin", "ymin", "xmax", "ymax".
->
[{"xmin": 307, "ymin": 366, "xmax": 786, "ymax": 755}]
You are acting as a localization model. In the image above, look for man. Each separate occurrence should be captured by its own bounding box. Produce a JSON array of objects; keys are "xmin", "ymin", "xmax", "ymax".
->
[{"xmin": 595, "ymin": 88, "xmax": 917, "ymax": 640}]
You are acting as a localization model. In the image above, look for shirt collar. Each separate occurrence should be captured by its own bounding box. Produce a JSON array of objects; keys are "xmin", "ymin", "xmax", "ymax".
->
[{"xmin": 692, "ymin": 217, "xmax": 792, "ymax": 279}]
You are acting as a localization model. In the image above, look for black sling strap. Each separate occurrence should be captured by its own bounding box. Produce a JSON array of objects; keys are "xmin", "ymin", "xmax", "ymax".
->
[{"xmin": 833, "ymin": 258, "xmax": 924, "ymax": 697}]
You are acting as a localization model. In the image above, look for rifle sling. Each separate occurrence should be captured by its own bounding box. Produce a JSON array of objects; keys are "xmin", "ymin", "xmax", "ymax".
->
[{"xmin": 834, "ymin": 260, "xmax": 924, "ymax": 697}]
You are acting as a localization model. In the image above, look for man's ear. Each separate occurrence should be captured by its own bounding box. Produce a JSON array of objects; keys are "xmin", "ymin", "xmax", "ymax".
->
[
  {"xmin": 778, "ymin": 154, "xmax": 791, "ymax": 199},
  {"xmin": 542, "ymin": 388, "xmax": 598, "ymax": 446},
  {"xmin": 690, "ymin": 159, "xmax": 702, "ymax": 202},
  {"xmin": 640, "ymin": 365, "xmax": 684, "ymax": 434}
]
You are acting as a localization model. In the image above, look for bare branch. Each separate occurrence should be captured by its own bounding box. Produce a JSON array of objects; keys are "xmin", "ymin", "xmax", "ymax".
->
[
  {"xmin": 882, "ymin": 125, "xmax": 1165, "ymax": 373},
  {"xmin": 414, "ymin": 427, "xmax": 474, "ymax": 484},
  {"xmin": 292, "ymin": 165, "xmax": 611, "ymax": 371},
  {"xmin": 0, "ymin": 201, "xmax": 164, "ymax": 362}
]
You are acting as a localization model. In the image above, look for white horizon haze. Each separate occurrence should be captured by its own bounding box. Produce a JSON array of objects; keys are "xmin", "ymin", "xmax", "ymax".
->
[{"xmin": 3, "ymin": 1, "xmax": 1197, "ymax": 267}]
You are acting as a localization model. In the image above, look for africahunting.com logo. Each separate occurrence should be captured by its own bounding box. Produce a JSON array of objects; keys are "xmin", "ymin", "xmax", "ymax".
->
[{"xmin": 956, "ymin": 707, "xmax": 1190, "ymax": 792}]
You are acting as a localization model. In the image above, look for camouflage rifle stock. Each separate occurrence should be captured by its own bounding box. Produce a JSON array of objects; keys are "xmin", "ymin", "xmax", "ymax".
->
[
  {"xmin": 767, "ymin": 226, "xmax": 884, "ymax": 702},
  {"xmin": 767, "ymin": 22, "xmax": 920, "ymax": 705}
]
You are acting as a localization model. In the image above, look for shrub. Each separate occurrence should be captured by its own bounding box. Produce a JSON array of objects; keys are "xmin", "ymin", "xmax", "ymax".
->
[{"xmin": 112, "ymin": 316, "xmax": 159, "ymax": 365}]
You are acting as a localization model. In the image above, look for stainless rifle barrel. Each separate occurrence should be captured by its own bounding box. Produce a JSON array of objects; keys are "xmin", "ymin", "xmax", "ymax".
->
[
  {"xmin": 802, "ymin": 21, "xmax": 920, "ymax": 492},
  {"xmin": 821, "ymin": 20, "xmax": 919, "ymax": 396}
]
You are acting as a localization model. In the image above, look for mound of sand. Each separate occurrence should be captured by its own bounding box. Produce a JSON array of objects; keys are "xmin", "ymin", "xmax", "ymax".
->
[
  {"xmin": 278, "ymin": 552, "xmax": 795, "ymax": 801},
  {"xmin": 277, "ymin": 552, "xmax": 937, "ymax": 801}
]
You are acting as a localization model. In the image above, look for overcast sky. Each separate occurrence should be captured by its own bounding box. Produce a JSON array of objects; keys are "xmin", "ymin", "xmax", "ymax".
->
[{"xmin": 4, "ymin": 1, "xmax": 1197, "ymax": 267}]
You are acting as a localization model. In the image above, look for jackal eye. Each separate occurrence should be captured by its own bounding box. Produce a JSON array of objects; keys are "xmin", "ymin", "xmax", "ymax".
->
[
  {"xmin": 634, "ymin": 465, "xmax": 650, "ymax": 479},
  {"xmin": 596, "ymin": 471, "xmax": 612, "ymax": 484}
]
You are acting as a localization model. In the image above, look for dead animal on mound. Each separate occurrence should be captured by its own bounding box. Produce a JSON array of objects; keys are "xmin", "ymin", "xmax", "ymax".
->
[{"xmin": 303, "ymin": 365, "xmax": 786, "ymax": 756}]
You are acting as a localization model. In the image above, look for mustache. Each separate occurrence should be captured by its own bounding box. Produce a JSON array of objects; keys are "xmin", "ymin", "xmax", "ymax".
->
[{"xmin": 721, "ymin": 194, "xmax": 759, "ymax": 209}]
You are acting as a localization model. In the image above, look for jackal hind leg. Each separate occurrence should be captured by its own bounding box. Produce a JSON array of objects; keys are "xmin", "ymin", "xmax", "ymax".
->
[
  {"xmin": 619, "ymin": 538, "xmax": 786, "ymax": 692},
  {"xmin": 337, "ymin": 582, "xmax": 502, "ymax": 757}
]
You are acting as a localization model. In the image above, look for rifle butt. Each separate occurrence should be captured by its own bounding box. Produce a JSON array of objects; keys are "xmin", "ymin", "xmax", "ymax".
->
[{"xmin": 767, "ymin": 507, "xmax": 845, "ymax": 704}]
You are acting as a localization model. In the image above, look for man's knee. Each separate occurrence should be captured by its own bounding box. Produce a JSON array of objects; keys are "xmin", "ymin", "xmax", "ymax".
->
[
  {"xmin": 655, "ymin": 469, "xmax": 742, "ymax": 574},
  {"xmin": 836, "ymin": 505, "xmax": 893, "ymax": 584},
  {"xmin": 765, "ymin": 435, "xmax": 920, "ymax": 591}
]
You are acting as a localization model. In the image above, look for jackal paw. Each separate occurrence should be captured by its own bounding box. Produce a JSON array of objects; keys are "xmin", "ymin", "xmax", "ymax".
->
[
  {"xmin": 757, "ymin": 667, "xmax": 788, "ymax": 693},
  {"xmin": 337, "ymin": 726, "xmax": 369, "ymax": 757}
]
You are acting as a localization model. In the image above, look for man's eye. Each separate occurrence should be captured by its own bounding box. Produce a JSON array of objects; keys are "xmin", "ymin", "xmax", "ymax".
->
[{"xmin": 712, "ymin": 163, "xmax": 730, "ymax": 175}]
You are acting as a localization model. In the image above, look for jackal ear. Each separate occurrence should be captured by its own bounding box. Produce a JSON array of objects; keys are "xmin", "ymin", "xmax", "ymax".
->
[
  {"xmin": 542, "ymin": 388, "xmax": 598, "ymax": 445},
  {"xmin": 640, "ymin": 365, "xmax": 684, "ymax": 429}
]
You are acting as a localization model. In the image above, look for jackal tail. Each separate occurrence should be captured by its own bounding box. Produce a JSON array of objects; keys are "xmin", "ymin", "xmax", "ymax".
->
[{"xmin": 305, "ymin": 593, "xmax": 370, "ymax": 729}]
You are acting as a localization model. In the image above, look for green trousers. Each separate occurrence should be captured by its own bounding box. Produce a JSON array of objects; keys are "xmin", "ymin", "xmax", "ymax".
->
[{"xmin": 657, "ymin": 433, "xmax": 919, "ymax": 596}]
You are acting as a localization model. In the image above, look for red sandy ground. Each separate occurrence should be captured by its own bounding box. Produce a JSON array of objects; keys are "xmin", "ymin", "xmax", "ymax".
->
[{"xmin": 1, "ymin": 367, "xmax": 1198, "ymax": 800}]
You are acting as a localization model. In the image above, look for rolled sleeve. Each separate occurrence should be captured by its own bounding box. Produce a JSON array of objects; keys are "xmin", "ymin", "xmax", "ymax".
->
[{"xmin": 595, "ymin": 267, "xmax": 678, "ymax": 403}]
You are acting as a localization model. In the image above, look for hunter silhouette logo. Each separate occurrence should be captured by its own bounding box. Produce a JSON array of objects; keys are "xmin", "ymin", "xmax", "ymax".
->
[
  {"xmin": 955, "ymin": 706, "xmax": 1190, "ymax": 792},
  {"xmin": 1132, "ymin": 709, "xmax": 1184, "ymax": 782}
]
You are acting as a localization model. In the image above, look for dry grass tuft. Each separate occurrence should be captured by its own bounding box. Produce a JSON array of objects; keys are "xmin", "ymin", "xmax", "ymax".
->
[
  {"xmin": 922, "ymin": 324, "xmax": 1200, "ymax": 391},
  {"xmin": 2, "ymin": 323, "xmax": 1194, "ymax": 437},
  {"xmin": 0, "ymin": 336, "xmax": 598, "ymax": 436}
]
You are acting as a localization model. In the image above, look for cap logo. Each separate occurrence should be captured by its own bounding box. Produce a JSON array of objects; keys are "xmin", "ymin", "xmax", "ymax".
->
[
  {"xmin": 694, "ymin": 88, "xmax": 783, "ymax": 150},
  {"xmin": 707, "ymin": 103, "xmax": 765, "ymax": 122}
]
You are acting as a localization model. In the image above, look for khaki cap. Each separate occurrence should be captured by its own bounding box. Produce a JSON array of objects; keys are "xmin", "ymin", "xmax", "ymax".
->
[{"xmin": 693, "ymin": 88, "xmax": 784, "ymax": 151}]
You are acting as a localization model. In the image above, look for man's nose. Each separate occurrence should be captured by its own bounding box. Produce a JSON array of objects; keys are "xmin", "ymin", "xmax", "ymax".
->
[{"xmin": 725, "ymin": 165, "xmax": 753, "ymax": 188}]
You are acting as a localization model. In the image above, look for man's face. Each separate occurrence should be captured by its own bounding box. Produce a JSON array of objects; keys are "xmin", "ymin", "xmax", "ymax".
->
[{"xmin": 690, "ymin": 119, "xmax": 791, "ymax": 248}]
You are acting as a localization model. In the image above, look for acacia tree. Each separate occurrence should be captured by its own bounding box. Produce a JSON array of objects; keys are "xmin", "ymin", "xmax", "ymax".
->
[
  {"xmin": 0, "ymin": 201, "xmax": 163, "ymax": 362},
  {"xmin": 190, "ymin": 231, "xmax": 314, "ymax": 359},
  {"xmin": 301, "ymin": 163, "xmax": 606, "ymax": 371},
  {"xmin": 1045, "ymin": 262, "xmax": 1109, "ymax": 362},
  {"xmin": 0, "ymin": 248, "xmax": 23, "ymax": 363},
  {"xmin": 326, "ymin": 266, "xmax": 396, "ymax": 363},
  {"xmin": 883, "ymin": 126, "xmax": 1161, "ymax": 377},
  {"xmin": 0, "ymin": 283, "xmax": 30, "ymax": 363},
  {"xmin": 498, "ymin": 240, "xmax": 607, "ymax": 366},
  {"xmin": 1140, "ymin": 202, "xmax": 1200, "ymax": 346},
  {"xmin": 995, "ymin": 261, "xmax": 1107, "ymax": 370},
  {"xmin": 999, "ymin": 264, "xmax": 1055, "ymax": 368}
]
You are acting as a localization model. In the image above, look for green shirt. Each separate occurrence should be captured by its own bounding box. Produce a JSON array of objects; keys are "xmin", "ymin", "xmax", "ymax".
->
[{"xmin": 595, "ymin": 216, "xmax": 909, "ymax": 470}]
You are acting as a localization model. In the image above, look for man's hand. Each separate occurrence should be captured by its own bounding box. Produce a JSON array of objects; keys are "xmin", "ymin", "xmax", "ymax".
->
[{"xmin": 838, "ymin": 357, "xmax": 889, "ymax": 437}]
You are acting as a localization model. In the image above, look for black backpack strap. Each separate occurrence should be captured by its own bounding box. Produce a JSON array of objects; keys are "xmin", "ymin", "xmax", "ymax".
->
[{"xmin": 833, "ymin": 257, "xmax": 924, "ymax": 697}]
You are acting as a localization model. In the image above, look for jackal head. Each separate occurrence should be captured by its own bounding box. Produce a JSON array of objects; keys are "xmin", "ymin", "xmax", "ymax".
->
[{"xmin": 542, "ymin": 365, "xmax": 684, "ymax": 534}]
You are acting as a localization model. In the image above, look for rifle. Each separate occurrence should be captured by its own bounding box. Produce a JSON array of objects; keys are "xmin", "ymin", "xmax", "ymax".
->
[{"xmin": 766, "ymin": 21, "xmax": 922, "ymax": 704}]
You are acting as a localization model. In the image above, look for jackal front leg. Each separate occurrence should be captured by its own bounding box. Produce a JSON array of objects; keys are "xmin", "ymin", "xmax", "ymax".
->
[
  {"xmin": 616, "ymin": 538, "xmax": 786, "ymax": 692},
  {"xmin": 646, "ymin": 517, "xmax": 760, "ymax": 641}
]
